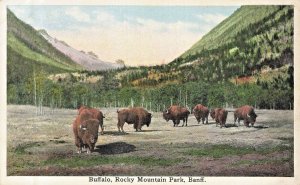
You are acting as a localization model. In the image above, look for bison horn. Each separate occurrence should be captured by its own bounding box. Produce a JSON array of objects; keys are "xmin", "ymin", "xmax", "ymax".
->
[
  {"xmin": 247, "ymin": 114, "xmax": 251, "ymax": 118},
  {"xmin": 79, "ymin": 125, "xmax": 87, "ymax": 130},
  {"xmin": 166, "ymin": 110, "xmax": 169, "ymax": 114}
]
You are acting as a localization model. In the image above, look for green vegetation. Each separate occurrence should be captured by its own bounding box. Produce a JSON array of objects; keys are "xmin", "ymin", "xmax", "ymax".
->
[
  {"xmin": 185, "ymin": 144, "xmax": 293, "ymax": 158},
  {"xmin": 8, "ymin": 33, "xmax": 75, "ymax": 71},
  {"xmin": 7, "ymin": 9, "xmax": 82, "ymax": 71},
  {"xmin": 182, "ymin": 6, "xmax": 283, "ymax": 57},
  {"xmin": 44, "ymin": 155, "xmax": 182, "ymax": 168},
  {"xmin": 13, "ymin": 142, "xmax": 45, "ymax": 154}
]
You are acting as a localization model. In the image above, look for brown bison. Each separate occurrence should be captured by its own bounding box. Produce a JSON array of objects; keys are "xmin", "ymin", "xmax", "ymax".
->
[
  {"xmin": 163, "ymin": 105, "xmax": 190, "ymax": 127},
  {"xmin": 72, "ymin": 109, "xmax": 100, "ymax": 154},
  {"xmin": 192, "ymin": 104, "xmax": 209, "ymax": 124},
  {"xmin": 117, "ymin": 107, "xmax": 152, "ymax": 132},
  {"xmin": 77, "ymin": 105, "xmax": 105, "ymax": 134},
  {"xmin": 234, "ymin": 105, "xmax": 257, "ymax": 127},
  {"xmin": 210, "ymin": 108, "xmax": 228, "ymax": 128}
]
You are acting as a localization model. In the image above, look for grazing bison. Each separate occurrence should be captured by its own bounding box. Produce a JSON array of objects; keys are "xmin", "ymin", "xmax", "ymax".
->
[
  {"xmin": 192, "ymin": 104, "xmax": 209, "ymax": 124},
  {"xmin": 210, "ymin": 108, "xmax": 228, "ymax": 128},
  {"xmin": 72, "ymin": 109, "xmax": 100, "ymax": 154},
  {"xmin": 117, "ymin": 107, "xmax": 152, "ymax": 132},
  {"xmin": 163, "ymin": 105, "xmax": 190, "ymax": 127},
  {"xmin": 234, "ymin": 105, "xmax": 257, "ymax": 127},
  {"xmin": 77, "ymin": 105, "xmax": 105, "ymax": 134}
]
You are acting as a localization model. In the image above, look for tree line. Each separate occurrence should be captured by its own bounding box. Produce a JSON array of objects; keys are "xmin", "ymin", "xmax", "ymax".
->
[{"xmin": 7, "ymin": 66, "xmax": 293, "ymax": 112}]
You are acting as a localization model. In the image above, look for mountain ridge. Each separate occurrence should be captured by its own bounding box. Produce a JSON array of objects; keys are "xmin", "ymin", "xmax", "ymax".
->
[{"xmin": 38, "ymin": 29, "xmax": 124, "ymax": 71}]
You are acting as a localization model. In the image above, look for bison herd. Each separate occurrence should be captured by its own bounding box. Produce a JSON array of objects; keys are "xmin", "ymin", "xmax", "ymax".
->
[{"xmin": 72, "ymin": 104, "xmax": 257, "ymax": 154}]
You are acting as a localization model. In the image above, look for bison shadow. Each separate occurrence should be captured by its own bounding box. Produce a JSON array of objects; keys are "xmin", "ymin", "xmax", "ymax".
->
[
  {"xmin": 253, "ymin": 125, "xmax": 269, "ymax": 129},
  {"xmin": 102, "ymin": 131, "xmax": 129, "ymax": 136},
  {"xmin": 184, "ymin": 124, "xmax": 202, "ymax": 127},
  {"xmin": 94, "ymin": 142, "xmax": 136, "ymax": 155},
  {"xmin": 224, "ymin": 123, "xmax": 239, "ymax": 128},
  {"xmin": 140, "ymin": 129, "xmax": 171, "ymax": 132}
]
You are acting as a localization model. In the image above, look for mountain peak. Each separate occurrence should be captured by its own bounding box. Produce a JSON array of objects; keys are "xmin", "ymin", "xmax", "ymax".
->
[{"xmin": 40, "ymin": 31, "xmax": 124, "ymax": 71}]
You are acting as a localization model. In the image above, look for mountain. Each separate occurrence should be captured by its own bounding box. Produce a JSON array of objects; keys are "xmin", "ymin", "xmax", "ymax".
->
[
  {"xmin": 181, "ymin": 6, "xmax": 281, "ymax": 57},
  {"xmin": 114, "ymin": 5, "xmax": 293, "ymax": 95},
  {"xmin": 7, "ymin": 8, "xmax": 84, "ymax": 90},
  {"xmin": 7, "ymin": 9, "xmax": 82, "ymax": 73},
  {"xmin": 39, "ymin": 30, "xmax": 124, "ymax": 71},
  {"xmin": 169, "ymin": 5, "xmax": 293, "ymax": 83}
]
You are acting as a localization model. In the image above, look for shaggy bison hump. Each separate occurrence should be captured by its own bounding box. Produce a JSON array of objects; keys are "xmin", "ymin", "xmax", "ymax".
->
[
  {"xmin": 72, "ymin": 109, "xmax": 100, "ymax": 154},
  {"xmin": 117, "ymin": 107, "xmax": 152, "ymax": 132},
  {"xmin": 193, "ymin": 104, "xmax": 209, "ymax": 124},
  {"xmin": 234, "ymin": 105, "xmax": 257, "ymax": 127},
  {"xmin": 163, "ymin": 105, "xmax": 190, "ymax": 127},
  {"xmin": 77, "ymin": 105, "xmax": 105, "ymax": 134},
  {"xmin": 210, "ymin": 108, "xmax": 228, "ymax": 128}
]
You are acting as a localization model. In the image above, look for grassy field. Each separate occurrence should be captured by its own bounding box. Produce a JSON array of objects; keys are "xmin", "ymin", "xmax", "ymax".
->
[{"xmin": 7, "ymin": 105, "xmax": 293, "ymax": 176}]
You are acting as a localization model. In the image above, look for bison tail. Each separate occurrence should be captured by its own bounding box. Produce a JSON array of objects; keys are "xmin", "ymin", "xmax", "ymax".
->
[{"xmin": 117, "ymin": 109, "xmax": 119, "ymax": 113}]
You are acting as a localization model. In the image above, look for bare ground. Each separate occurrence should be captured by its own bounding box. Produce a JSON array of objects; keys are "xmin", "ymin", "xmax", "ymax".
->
[{"xmin": 7, "ymin": 105, "xmax": 294, "ymax": 176}]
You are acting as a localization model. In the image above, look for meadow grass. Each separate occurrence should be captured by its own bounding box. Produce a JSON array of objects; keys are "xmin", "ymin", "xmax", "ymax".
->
[
  {"xmin": 184, "ymin": 144, "xmax": 292, "ymax": 158},
  {"xmin": 43, "ymin": 155, "xmax": 182, "ymax": 168}
]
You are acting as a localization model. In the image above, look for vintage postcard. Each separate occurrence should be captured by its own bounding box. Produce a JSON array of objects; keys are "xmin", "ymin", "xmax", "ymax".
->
[{"xmin": 0, "ymin": 0, "xmax": 299, "ymax": 185}]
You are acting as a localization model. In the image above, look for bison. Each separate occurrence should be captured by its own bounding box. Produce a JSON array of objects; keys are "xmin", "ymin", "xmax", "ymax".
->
[
  {"xmin": 234, "ymin": 105, "xmax": 257, "ymax": 127},
  {"xmin": 72, "ymin": 109, "xmax": 100, "ymax": 154},
  {"xmin": 163, "ymin": 105, "xmax": 190, "ymax": 127},
  {"xmin": 117, "ymin": 107, "xmax": 152, "ymax": 132},
  {"xmin": 210, "ymin": 108, "xmax": 228, "ymax": 128},
  {"xmin": 192, "ymin": 104, "xmax": 209, "ymax": 124},
  {"xmin": 77, "ymin": 105, "xmax": 105, "ymax": 134}
]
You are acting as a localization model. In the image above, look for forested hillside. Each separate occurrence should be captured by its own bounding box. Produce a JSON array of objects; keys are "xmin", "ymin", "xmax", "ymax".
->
[
  {"xmin": 172, "ymin": 5, "xmax": 293, "ymax": 83},
  {"xmin": 7, "ymin": 6, "xmax": 294, "ymax": 111},
  {"xmin": 7, "ymin": 9, "xmax": 83, "ymax": 105}
]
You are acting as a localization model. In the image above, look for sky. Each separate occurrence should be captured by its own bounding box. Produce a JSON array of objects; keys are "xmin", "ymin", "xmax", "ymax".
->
[{"xmin": 8, "ymin": 5, "xmax": 239, "ymax": 66}]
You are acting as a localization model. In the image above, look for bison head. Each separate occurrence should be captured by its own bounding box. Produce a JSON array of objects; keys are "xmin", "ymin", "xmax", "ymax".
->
[
  {"xmin": 210, "ymin": 109, "xmax": 216, "ymax": 119},
  {"xmin": 247, "ymin": 112, "xmax": 257, "ymax": 124},
  {"xmin": 162, "ymin": 110, "xmax": 170, "ymax": 122},
  {"xmin": 145, "ymin": 113, "xmax": 152, "ymax": 127},
  {"xmin": 90, "ymin": 134, "xmax": 98, "ymax": 144}
]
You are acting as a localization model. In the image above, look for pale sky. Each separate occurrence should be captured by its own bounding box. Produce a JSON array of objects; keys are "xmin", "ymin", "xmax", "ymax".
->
[{"xmin": 9, "ymin": 6, "xmax": 239, "ymax": 66}]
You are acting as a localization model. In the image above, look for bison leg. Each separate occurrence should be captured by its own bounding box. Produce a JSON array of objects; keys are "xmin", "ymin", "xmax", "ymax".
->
[
  {"xmin": 185, "ymin": 116, "xmax": 188, "ymax": 126},
  {"xmin": 206, "ymin": 116, "xmax": 208, "ymax": 124},
  {"xmin": 117, "ymin": 119, "xmax": 121, "ymax": 132},
  {"xmin": 87, "ymin": 143, "xmax": 95, "ymax": 154},
  {"xmin": 238, "ymin": 118, "xmax": 241, "ymax": 126},
  {"xmin": 137, "ymin": 124, "xmax": 142, "ymax": 132},
  {"xmin": 220, "ymin": 121, "xmax": 225, "ymax": 128},
  {"xmin": 118, "ymin": 120, "xmax": 125, "ymax": 133},
  {"xmin": 202, "ymin": 117, "xmax": 205, "ymax": 124},
  {"xmin": 86, "ymin": 147, "xmax": 91, "ymax": 154},
  {"xmin": 233, "ymin": 115, "xmax": 237, "ymax": 125},
  {"xmin": 181, "ymin": 119, "xmax": 185, "ymax": 127},
  {"xmin": 172, "ymin": 120, "xmax": 176, "ymax": 127},
  {"xmin": 244, "ymin": 120, "xmax": 250, "ymax": 127},
  {"xmin": 100, "ymin": 125, "xmax": 104, "ymax": 135},
  {"xmin": 175, "ymin": 119, "xmax": 180, "ymax": 127},
  {"xmin": 75, "ymin": 137, "xmax": 83, "ymax": 154}
]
